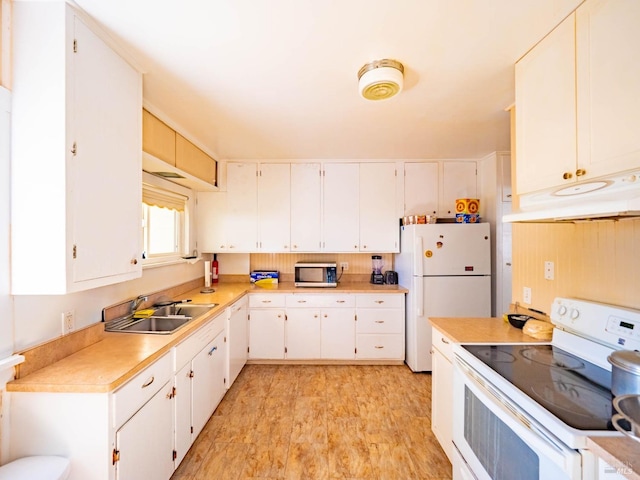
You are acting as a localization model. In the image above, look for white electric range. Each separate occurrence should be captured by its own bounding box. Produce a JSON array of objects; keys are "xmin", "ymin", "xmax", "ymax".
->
[{"xmin": 452, "ymin": 297, "xmax": 640, "ymax": 480}]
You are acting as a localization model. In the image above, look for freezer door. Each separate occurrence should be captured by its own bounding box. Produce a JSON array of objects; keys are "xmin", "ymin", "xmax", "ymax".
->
[
  {"xmin": 423, "ymin": 276, "xmax": 491, "ymax": 318},
  {"xmin": 415, "ymin": 223, "xmax": 491, "ymax": 276}
]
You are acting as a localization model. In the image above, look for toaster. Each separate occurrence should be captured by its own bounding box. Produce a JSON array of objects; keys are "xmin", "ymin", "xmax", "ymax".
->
[{"xmin": 384, "ymin": 270, "xmax": 398, "ymax": 285}]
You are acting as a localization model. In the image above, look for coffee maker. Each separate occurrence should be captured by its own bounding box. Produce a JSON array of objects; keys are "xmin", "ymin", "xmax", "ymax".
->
[{"xmin": 370, "ymin": 255, "xmax": 384, "ymax": 284}]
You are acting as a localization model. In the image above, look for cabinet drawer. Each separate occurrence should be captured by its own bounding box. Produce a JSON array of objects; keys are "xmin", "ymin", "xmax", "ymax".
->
[
  {"xmin": 286, "ymin": 293, "xmax": 354, "ymax": 308},
  {"xmin": 174, "ymin": 312, "xmax": 226, "ymax": 370},
  {"xmin": 356, "ymin": 334, "xmax": 404, "ymax": 359},
  {"xmin": 432, "ymin": 327, "xmax": 453, "ymax": 361},
  {"xmin": 356, "ymin": 293, "xmax": 404, "ymax": 309},
  {"xmin": 112, "ymin": 352, "xmax": 172, "ymax": 428},
  {"xmin": 356, "ymin": 309, "xmax": 403, "ymax": 334},
  {"xmin": 249, "ymin": 293, "xmax": 286, "ymax": 308}
]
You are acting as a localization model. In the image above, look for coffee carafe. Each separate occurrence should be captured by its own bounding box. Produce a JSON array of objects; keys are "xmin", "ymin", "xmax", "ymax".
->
[{"xmin": 370, "ymin": 255, "xmax": 384, "ymax": 284}]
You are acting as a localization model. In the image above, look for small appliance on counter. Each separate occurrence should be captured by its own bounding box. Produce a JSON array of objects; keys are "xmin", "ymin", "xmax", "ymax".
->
[
  {"xmin": 370, "ymin": 255, "xmax": 384, "ymax": 284},
  {"xmin": 384, "ymin": 270, "xmax": 398, "ymax": 284},
  {"xmin": 294, "ymin": 262, "xmax": 337, "ymax": 287}
]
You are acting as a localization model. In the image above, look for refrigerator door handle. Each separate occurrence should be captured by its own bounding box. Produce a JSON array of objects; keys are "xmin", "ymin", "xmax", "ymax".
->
[
  {"xmin": 415, "ymin": 275, "xmax": 424, "ymax": 317},
  {"xmin": 414, "ymin": 236, "xmax": 424, "ymax": 277}
]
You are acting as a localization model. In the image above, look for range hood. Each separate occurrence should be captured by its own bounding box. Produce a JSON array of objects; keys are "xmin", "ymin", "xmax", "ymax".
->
[{"xmin": 503, "ymin": 170, "xmax": 640, "ymax": 223}]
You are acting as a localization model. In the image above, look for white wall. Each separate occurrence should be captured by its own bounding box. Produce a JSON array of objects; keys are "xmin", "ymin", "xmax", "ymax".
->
[{"xmin": 0, "ymin": 87, "xmax": 12, "ymax": 358}]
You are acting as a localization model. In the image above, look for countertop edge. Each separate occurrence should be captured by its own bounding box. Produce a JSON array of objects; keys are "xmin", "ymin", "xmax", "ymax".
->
[{"xmin": 586, "ymin": 436, "xmax": 640, "ymax": 480}]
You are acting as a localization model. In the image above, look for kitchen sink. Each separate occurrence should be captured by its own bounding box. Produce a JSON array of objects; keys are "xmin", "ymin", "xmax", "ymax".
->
[{"xmin": 105, "ymin": 303, "xmax": 219, "ymax": 335}]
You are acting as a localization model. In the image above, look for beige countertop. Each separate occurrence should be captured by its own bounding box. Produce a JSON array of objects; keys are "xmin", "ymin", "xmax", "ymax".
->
[
  {"xmin": 587, "ymin": 437, "xmax": 640, "ymax": 480},
  {"xmin": 8, "ymin": 281, "xmax": 407, "ymax": 394},
  {"xmin": 429, "ymin": 316, "xmax": 548, "ymax": 344}
]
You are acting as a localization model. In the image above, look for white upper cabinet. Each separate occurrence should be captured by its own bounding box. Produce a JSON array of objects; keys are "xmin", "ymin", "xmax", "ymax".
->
[
  {"xmin": 322, "ymin": 163, "xmax": 360, "ymax": 252},
  {"xmin": 225, "ymin": 163, "xmax": 258, "ymax": 251},
  {"xmin": 11, "ymin": 2, "xmax": 142, "ymax": 294},
  {"xmin": 515, "ymin": 13, "xmax": 577, "ymax": 195},
  {"xmin": 196, "ymin": 192, "xmax": 227, "ymax": 252},
  {"xmin": 576, "ymin": 0, "xmax": 640, "ymax": 177},
  {"xmin": 258, "ymin": 163, "xmax": 291, "ymax": 252},
  {"xmin": 291, "ymin": 163, "xmax": 322, "ymax": 252},
  {"xmin": 404, "ymin": 162, "xmax": 439, "ymax": 215},
  {"xmin": 359, "ymin": 162, "xmax": 399, "ymax": 252},
  {"xmin": 516, "ymin": 0, "xmax": 640, "ymax": 196},
  {"xmin": 404, "ymin": 161, "xmax": 477, "ymax": 218}
]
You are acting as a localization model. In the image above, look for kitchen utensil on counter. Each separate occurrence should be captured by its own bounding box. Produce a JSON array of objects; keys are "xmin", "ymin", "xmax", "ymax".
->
[
  {"xmin": 608, "ymin": 350, "xmax": 640, "ymax": 396},
  {"xmin": 507, "ymin": 314, "xmax": 531, "ymax": 329},
  {"xmin": 612, "ymin": 394, "xmax": 640, "ymax": 442},
  {"xmin": 384, "ymin": 270, "xmax": 398, "ymax": 285},
  {"xmin": 370, "ymin": 255, "xmax": 384, "ymax": 284}
]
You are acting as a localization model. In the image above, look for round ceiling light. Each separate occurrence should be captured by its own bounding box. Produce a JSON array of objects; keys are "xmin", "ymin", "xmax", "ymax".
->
[{"xmin": 357, "ymin": 59, "xmax": 404, "ymax": 101}]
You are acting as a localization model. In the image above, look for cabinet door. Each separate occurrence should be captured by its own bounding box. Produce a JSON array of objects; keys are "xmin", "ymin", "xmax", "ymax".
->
[
  {"xmin": 115, "ymin": 381, "xmax": 174, "ymax": 480},
  {"xmin": 322, "ymin": 163, "xmax": 359, "ymax": 252},
  {"xmin": 249, "ymin": 309, "xmax": 286, "ymax": 359},
  {"xmin": 72, "ymin": 15, "xmax": 142, "ymax": 285},
  {"xmin": 142, "ymin": 109, "xmax": 176, "ymax": 166},
  {"xmin": 291, "ymin": 163, "xmax": 322, "ymax": 252},
  {"xmin": 359, "ymin": 162, "xmax": 399, "ymax": 252},
  {"xmin": 175, "ymin": 134, "xmax": 217, "ymax": 185},
  {"xmin": 404, "ymin": 162, "xmax": 439, "ymax": 216},
  {"xmin": 576, "ymin": 0, "xmax": 640, "ymax": 178},
  {"xmin": 431, "ymin": 346, "xmax": 453, "ymax": 462},
  {"xmin": 515, "ymin": 13, "xmax": 577, "ymax": 195},
  {"xmin": 226, "ymin": 163, "xmax": 258, "ymax": 251},
  {"xmin": 196, "ymin": 191, "xmax": 228, "ymax": 252},
  {"xmin": 321, "ymin": 309, "xmax": 355, "ymax": 359},
  {"xmin": 174, "ymin": 363, "xmax": 192, "ymax": 467},
  {"xmin": 227, "ymin": 298, "xmax": 248, "ymax": 388},
  {"xmin": 258, "ymin": 163, "xmax": 291, "ymax": 252},
  {"xmin": 286, "ymin": 309, "xmax": 321, "ymax": 359},
  {"xmin": 192, "ymin": 331, "xmax": 226, "ymax": 439},
  {"xmin": 441, "ymin": 162, "xmax": 477, "ymax": 217}
]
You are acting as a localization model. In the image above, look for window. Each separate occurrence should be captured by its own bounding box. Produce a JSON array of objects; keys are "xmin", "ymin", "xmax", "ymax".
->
[{"xmin": 142, "ymin": 182, "xmax": 189, "ymax": 264}]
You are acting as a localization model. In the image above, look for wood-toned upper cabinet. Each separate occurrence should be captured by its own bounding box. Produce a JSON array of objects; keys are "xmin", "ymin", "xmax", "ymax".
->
[
  {"xmin": 142, "ymin": 109, "xmax": 176, "ymax": 166},
  {"xmin": 176, "ymin": 134, "xmax": 217, "ymax": 186}
]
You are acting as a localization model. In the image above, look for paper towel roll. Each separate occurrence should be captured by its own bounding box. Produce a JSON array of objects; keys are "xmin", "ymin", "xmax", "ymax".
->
[{"xmin": 204, "ymin": 260, "xmax": 211, "ymax": 287}]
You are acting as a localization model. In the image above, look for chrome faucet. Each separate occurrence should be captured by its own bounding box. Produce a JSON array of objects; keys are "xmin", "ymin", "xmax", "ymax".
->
[{"xmin": 131, "ymin": 295, "xmax": 148, "ymax": 313}]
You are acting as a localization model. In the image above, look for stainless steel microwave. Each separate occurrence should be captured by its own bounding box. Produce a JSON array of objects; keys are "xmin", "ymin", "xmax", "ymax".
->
[{"xmin": 294, "ymin": 262, "xmax": 338, "ymax": 287}]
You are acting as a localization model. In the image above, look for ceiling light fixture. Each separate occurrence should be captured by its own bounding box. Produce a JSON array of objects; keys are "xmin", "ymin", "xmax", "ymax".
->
[{"xmin": 357, "ymin": 59, "xmax": 404, "ymax": 101}]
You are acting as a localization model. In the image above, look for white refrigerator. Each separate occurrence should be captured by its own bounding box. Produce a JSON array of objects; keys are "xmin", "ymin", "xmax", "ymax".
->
[{"xmin": 395, "ymin": 223, "xmax": 491, "ymax": 372}]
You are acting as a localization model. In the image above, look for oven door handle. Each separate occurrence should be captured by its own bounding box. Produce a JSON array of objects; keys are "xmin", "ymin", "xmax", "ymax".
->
[{"xmin": 454, "ymin": 357, "xmax": 581, "ymax": 472}]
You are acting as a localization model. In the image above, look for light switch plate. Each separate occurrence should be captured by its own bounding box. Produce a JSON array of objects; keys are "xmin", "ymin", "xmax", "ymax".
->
[
  {"xmin": 523, "ymin": 287, "xmax": 532, "ymax": 305},
  {"xmin": 544, "ymin": 261, "xmax": 554, "ymax": 280}
]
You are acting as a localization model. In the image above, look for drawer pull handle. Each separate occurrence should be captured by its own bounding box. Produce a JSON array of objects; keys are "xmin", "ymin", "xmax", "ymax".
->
[
  {"xmin": 141, "ymin": 376, "xmax": 155, "ymax": 388},
  {"xmin": 374, "ymin": 346, "xmax": 384, "ymax": 349},
  {"xmin": 375, "ymin": 300, "xmax": 384, "ymax": 304},
  {"xmin": 441, "ymin": 337, "xmax": 450, "ymax": 344},
  {"xmin": 336, "ymin": 300, "xmax": 346, "ymax": 304},
  {"xmin": 375, "ymin": 320, "xmax": 385, "ymax": 323},
  {"xmin": 297, "ymin": 300, "xmax": 307, "ymax": 303},
  {"xmin": 262, "ymin": 300, "xmax": 272, "ymax": 303},
  {"xmin": 208, "ymin": 346, "xmax": 218, "ymax": 356}
]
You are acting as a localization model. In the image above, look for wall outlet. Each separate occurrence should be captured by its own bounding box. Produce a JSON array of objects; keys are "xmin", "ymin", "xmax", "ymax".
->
[
  {"xmin": 61, "ymin": 310, "xmax": 75, "ymax": 335},
  {"xmin": 523, "ymin": 287, "xmax": 532, "ymax": 305},
  {"xmin": 340, "ymin": 262, "xmax": 349, "ymax": 271},
  {"xmin": 544, "ymin": 261, "xmax": 555, "ymax": 280}
]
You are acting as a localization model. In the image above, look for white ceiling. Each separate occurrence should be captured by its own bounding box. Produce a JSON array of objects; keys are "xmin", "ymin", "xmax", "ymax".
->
[{"xmin": 73, "ymin": 0, "xmax": 582, "ymax": 161}]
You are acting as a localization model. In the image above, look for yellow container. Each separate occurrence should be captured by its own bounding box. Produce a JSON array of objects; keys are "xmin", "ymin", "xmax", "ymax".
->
[{"xmin": 455, "ymin": 198, "xmax": 480, "ymax": 215}]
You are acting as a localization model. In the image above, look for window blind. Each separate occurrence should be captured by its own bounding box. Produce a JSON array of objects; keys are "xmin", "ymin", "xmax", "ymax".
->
[{"xmin": 142, "ymin": 184, "xmax": 188, "ymax": 212}]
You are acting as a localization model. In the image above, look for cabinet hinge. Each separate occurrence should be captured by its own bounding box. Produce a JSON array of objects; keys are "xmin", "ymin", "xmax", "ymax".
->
[
  {"xmin": 172, "ymin": 450, "xmax": 177, "ymax": 461},
  {"xmin": 224, "ymin": 336, "xmax": 227, "ymax": 343},
  {"xmin": 285, "ymin": 346, "xmax": 288, "ymax": 353},
  {"xmin": 167, "ymin": 386, "xmax": 177, "ymax": 399},
  {"xmin": 395, "ymin": 169, "xmax": 397, "ymax": 177},
  {"xmin": 355, "ymin": 347, "xmax": 357, "ymax": 354},
  {"xmin": 224, "ymin": 377, "xmax": 226, "ymax": 384},
  {"xmin": 112, "ymin": 449, "xmax": 120, "ymax": 465},
  {"xmin": 73, "ymin": 39, "xmax": 77, "ymax": 53},
  {"xmin": 355, "ymin": 314, "xmax": 357, "ymax": 321},
  {"xmin": 71, "ymin": 142, "xmax": 77, "ymax": 156},
  {"xmin": 189, "ymin": 370, "xmax": 194, "ymax": 378},
  {"xmin": 191, "ymin": 426, "xmax": 194, "ymax": 434},
  {"xmin": 247, "ymin": 346, "xmax": 250, "ymax": 353},
  {"xmin": 72, "ymin": 244, "xmax": 77, "ymax": 259}
]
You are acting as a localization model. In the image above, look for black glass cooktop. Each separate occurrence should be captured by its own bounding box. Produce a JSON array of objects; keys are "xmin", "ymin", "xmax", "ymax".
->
[{"xmin": 463, "ymin": 344, "xmax": 614, "ymax": 431}]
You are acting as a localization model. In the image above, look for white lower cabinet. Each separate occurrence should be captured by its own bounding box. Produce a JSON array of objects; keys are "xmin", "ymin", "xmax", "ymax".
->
[
  {"xmin": 173, "ymin": 313, "xmax": 227, "ymax": 466},
  {"xmin": 227, "ymin": 296, "xmax": 248, "ymax": 388},
  {"xmin": 248, "ymin": 292, "xmax": 404, "ymax": 362},
  {"xmin": 431, "ymin": 327, "xmax": 454, "ymax": 462},
  {"xmin": 355, "ymin": 294, "xmax": 405, "ymax": 360}
]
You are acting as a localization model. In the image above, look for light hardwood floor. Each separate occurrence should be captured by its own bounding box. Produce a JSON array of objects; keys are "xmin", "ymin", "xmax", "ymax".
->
[{"xmin": 171, "ymin": 364, "xmax": 452, "ymax": 480}]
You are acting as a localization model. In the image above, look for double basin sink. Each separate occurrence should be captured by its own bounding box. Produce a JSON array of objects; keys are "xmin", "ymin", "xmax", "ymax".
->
[{"xmin": 105, "ymin": 303, "xmax": 219, "ymax": 335}]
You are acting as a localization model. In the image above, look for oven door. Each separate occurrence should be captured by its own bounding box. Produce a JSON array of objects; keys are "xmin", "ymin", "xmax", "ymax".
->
[{"xmin": 453, "ymin": 355, "xmax": 582, "ymax": 480}]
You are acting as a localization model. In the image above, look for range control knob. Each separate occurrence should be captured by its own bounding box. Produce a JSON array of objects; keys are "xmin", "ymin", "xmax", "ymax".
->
[
  {"xmin": 557, "ymin": 305, "xmax": 568, "ymax": 316},
  {"xmin": 570, "ymin": 308, "xmax": 580, "ymax": 321}
]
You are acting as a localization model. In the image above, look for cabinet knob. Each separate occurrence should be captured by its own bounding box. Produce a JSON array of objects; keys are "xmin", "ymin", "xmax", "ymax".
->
[
  {"xmin": 131, "ymin": 258, "xmax": 138, "ymax": 265},
  {"xmin": 575, "ymin": 168, "xmax": 586, "ymax": 177},
  {"xmin": 292, "ymin": 244, "xmax": 298, "ymax": 249},
  {"xmin": 562, "ymin": 172, "xmax": 573, "ymax": 180},
  {"xmin": 362, "ymin": 245, "xmax": 367, "ymax": 249},
  {"xmin": 354, "ymin": 245, "xmax": 358, "ymax": 249}
]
